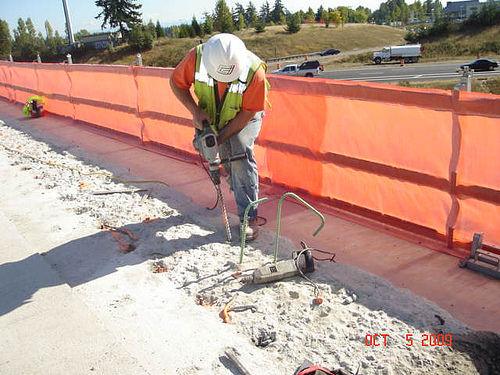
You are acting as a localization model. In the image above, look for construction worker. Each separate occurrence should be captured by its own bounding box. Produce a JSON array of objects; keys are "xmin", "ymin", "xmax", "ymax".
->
[{"xmin": 170, "ymin": 33, "xmax": 268, "ymax": 241}]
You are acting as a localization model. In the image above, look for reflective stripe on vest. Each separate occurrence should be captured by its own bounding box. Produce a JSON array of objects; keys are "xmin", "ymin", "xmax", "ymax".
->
[{"xmin": 194, "ymin": 44, "xmax": 263, "ymax": 131}]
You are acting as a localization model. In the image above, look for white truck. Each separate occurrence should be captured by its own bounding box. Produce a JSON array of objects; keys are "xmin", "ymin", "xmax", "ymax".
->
[
  {"xmin": 270, "ymin": 60, "xmax": 323, "ymax": 77},
  {"xmin": 373, "ymin": 44, "xmax": 422, "ymax": 64}
]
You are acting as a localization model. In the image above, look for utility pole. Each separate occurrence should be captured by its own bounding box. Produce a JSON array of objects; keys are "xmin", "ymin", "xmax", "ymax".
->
[{"xmin": 62, "ymin": 0, "xmax": 75, "ymax": 46}]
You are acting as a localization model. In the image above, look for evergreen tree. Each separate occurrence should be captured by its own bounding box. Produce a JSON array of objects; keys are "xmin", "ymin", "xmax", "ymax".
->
[
  {"xmin": 0, "ymin": 20, "xmax": 12, "ymax": 59},
  {"xmin": 271, "ymin": 0, "xmax": 285, "ymax": 24},
  {"xmin": 284, "ymin": 12, "xmax": 301, "ymax": 33},
  {"xmin": 233, "ymin": 3, "xmax": 246, "ymax": 26},
  {"xmin": 146, "ymin": 19, "xmax": 157, "ymax": 38},
  {"xmin": 214, "ymin": 0, "xmax": 234, "ymax": 32},
  {"xmin": 316, "ymin": 6, "xmax": 324, "ymax": 22},
  {"xmin": 95, "ymin": 0, "xmax": 142, "ymax": 36},
  {"xmin": 178, "ymin": 23, "xmax": 194, "ymax": 38},
  {"xmin": 156, "ymin": 20, "xmax": 165, "ymax": 37},
  {"xmin": 129, "ymin": 25, "xmax": 153, "ymax": 50},
  {"xmin": 433, "ymin": 0, "xmax": 443, "ymax": 19},
  {"xmin": 203, "ymin": 12, "xmax": 214, "ymax": 35},
  {"xmin": 425, "ymin": 0, "xmax": 433, "ymax": 19},
  {"xmin": 245, "ymin": 2, "xmax": 258, "ymax": 27},
  {"xmin": 237, "ymin": 13, "xmax": 245, "ymax": 30},
  {"xmin": 191, "ymin": 16, "xmax": 202, "ymax": 37},
  {"xmin": 254, "ymin": 18, "xmax": 266, "ymax": 33},
  {"xmin": 259, "ymin": 2, "xmax": 271, "ymax": 24}
]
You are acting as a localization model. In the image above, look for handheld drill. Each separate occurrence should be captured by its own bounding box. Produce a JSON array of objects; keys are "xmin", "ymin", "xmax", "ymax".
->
[
  {"xmin": 196, "ymin": 121, "xmax": 222, "ymax": 184},
  {"xmin": 196, "ymin": 120, "xmax": 246, "ymax": 242}
]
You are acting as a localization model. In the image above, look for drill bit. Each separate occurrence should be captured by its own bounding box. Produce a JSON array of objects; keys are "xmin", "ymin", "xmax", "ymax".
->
[{"xmin": 216, "ymin": 184, "xmax": 232, "ymax": 242}]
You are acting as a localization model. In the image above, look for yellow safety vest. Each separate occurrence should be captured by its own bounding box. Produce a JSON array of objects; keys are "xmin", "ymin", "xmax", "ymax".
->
[{"xmin": 194, "ymin": 44, "xmax": 268, "ymax": 132}]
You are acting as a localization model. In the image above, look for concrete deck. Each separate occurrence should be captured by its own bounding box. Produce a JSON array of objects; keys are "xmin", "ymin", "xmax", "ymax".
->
[{"xmin": 1, "ymin": 100, "xmax": 499, "ymax": 334}]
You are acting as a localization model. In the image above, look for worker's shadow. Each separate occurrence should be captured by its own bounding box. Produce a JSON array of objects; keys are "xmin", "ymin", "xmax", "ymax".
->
[{"xmin": 0, "ymin": 215, "xmax": 229, "ymax": 317}]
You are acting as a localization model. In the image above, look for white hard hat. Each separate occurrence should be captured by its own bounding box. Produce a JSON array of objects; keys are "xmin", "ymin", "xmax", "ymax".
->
[{"xmin": 201, "ymin": 33, "xmax": 248, "ymax": 82}]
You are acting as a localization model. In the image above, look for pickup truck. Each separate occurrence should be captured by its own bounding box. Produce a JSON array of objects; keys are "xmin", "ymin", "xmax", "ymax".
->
[{"xmin": 270, "ymin": 60, "xmax": 323, "ymax": 77}]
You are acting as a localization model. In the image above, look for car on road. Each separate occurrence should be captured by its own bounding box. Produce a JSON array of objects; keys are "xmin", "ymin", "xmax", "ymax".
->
[
  {"xmin": 320, "ymin": 48, "xmax": 340, "ymax": 56},
  {"xmin": 460, "ymin": 58, "xmax": 498, "ymax": 71},
  {"xmin": 270, "ymin": 60, "xmax": 323, "ymax": 77}
]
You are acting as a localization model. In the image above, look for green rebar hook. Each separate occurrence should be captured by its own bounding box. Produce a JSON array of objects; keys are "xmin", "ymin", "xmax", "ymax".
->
[
  {"xmin": 273, "ymin": 192, "xmax": 324, "ymax": 263},
  {"xmin": 239, "ymin": 197, "xmax": 268, "ymax": 264}
]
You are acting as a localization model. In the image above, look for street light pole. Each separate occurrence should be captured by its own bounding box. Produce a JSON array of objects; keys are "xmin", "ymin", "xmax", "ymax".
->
[{"xmin": 62, "ymin": 0, "xmax": 75, "ymax": 46}]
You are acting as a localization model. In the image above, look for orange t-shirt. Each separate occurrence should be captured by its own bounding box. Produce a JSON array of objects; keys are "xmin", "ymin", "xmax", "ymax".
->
[{"xmin": 172, "ymin": 47, "xmax": 266, "ymax": 112}]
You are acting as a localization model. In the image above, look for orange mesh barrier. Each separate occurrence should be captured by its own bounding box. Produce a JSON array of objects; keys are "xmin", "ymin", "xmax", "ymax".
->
[{"xmin": 0, "ymin": 61, "xmax": 498, "ymax": 251}]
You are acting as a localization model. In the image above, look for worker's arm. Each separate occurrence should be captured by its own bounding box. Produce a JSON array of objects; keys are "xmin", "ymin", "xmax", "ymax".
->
[
  {"xmin": 169, "ymin": 76, "xmax": 210, "ymax": 130},
  {"xmin": 216, "ymin": 109, "xmax": 257, "ymax": 145}
]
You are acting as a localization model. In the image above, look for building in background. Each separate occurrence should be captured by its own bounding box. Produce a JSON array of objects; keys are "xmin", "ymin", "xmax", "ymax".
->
[
  {"xmin": 79, "ymin": 32, "xmax": 122, "ymax": 50},
  {"xmin": 442, "ymin": 0, "xmax": 484, "ymax": 19}
]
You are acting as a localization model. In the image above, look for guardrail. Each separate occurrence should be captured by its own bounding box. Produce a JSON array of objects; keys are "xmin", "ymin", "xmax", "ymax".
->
[{"xmin": 266, "ymin": 52, "xmax": 320, "ymax": 63}]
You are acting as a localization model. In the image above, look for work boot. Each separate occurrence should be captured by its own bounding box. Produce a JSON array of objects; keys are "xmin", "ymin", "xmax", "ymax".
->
[{"xmin": 242, "ymin": 219, "xmax": 259, "ymax": 242}]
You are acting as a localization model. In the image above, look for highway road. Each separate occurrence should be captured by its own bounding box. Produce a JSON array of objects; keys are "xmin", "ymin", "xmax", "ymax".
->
[{"xmin": 321, "ymin": 62, "xmax": 500, "ymax": 83}]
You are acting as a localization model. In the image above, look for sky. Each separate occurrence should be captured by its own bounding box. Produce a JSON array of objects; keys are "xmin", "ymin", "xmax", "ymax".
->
[{"xmin": 0, "ymin": 0, "xmax": 445, "ymax": 36}]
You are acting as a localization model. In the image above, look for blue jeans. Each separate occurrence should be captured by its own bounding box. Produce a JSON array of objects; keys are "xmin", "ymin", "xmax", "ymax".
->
[{"xmin": 219, "ymin": 111, "xmax": 263, "ymax": 222}]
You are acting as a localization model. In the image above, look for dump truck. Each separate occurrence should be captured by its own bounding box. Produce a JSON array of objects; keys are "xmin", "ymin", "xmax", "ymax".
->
[{"xmin": 373, "ymin": 44, "xmax": 422, "ymax": 64}]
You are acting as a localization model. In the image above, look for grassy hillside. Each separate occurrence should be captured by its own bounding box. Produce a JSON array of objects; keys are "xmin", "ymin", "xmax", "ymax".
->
[
  {"xmin": 78, "ymin": 23, "xmax": 407, "ymax": 67},
  {"xmin": 416, "ymin": 25, "xmax": 500, "ymax": 61},
  {"xmin": 76, "ymin": 23, "xmax": 500, "ymax": 94}
]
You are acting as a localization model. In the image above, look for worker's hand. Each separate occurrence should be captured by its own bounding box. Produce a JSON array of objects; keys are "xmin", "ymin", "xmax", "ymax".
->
[{"xmin": 193, "ymin": 108, "xmax": 211, "ymax": 130}]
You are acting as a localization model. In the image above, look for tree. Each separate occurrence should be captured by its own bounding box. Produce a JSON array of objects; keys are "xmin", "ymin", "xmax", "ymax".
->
[
  {"xmin": 433, "ymin": 0, "xmax": 443, "ymax": 20},
  {"xmin": 409, "ymin": 1, "xmax": 425, "ymax": 21},
  {"xmin": 331, "ymin": 11, "xmax": 342, "ymax": 27},
  {"xmin": 336, "ymin": 6, "xmax": 350, "ymax": 26},
  {"xmin": 322, "ymin": 10, "xmax": 331, "ymax": 27},
  {"xmin": 0, "ymin": 20, "xmax": 12, "ymax": 59},
  {"xmin": 203, "ymin": 12, "xmax": 214, "ymax": 35},
  {"xmin": 305, "ymin": 7, "xmax": 315, "ymax": 23},
  {"xmin": 95, "ymin": 0, "xmax": 142, "ymax": 36},
  {"xmin": 233, "ymin": 3, "xmax": 246, "ymax": 27},
  {"xmin": 271, "ymin": 0, "xmax": 286, "ymax": 24},
  {"xmin": 254, "ymin": 18, "xmax": 266, "ymax": 33},
  {"xmin": 146, "ymin": 19, "xmax": 157, "ymax": 38},
  {"xmin": 191, "ymin": 16, "xmax": 202, "ymax": 37},
  {"xmin": 43, "ymin": 21, "xmax": 57, "ymax": 58},
  {"xmin": 245, "ymin": 2, "xmax": 258, "ymax": 27},
  {"xmin": 129, "ymin": 24, "xmax": 153, "ymax": 50},
  {"xmin": 259, "ymin": 1, "xmax": 271, "ymax": 24},
  {"xmin": 237, "ymin": 13, "xmax": 245, "ymax": 30},
  {"xmin": 284, "ymin": 12, "xmax": 301, "ymax": 33},
  {"xmin": 316, "ymin": 6, "xmax": 324, "ymax": 22},
  {"xmin": 13, "ymin": 18, "xmax": 36, "ymax": 61},
  {"xmin": 214, "ymin": 0, "xmax": 234, "ymax": 33},
  {"xmin": 464, "ymin": 3, "xmax": 500, "ymax": 26},
  {"xmin": 156, "ymin": 20, "xmax": 165, "ymax": 38},
  {"xmin": 178, "ymin": 23, "xmax": 194, "ymax": 38},
  {"xmin": 355, "ymin": 6, "xmax": 371, "ymax": 22}
]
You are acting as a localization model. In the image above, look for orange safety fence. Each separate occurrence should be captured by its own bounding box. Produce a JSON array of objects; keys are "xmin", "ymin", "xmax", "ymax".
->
[{"xmin": 0, "ymin": 61, "xmax": 498, "ymax": 252}]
